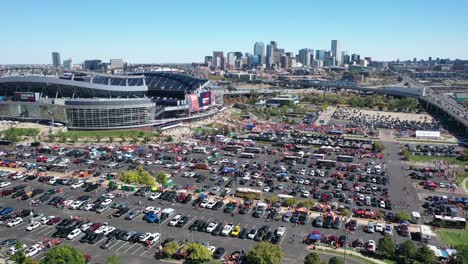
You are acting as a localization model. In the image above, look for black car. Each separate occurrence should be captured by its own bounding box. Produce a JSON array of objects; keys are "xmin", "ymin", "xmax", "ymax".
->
[
  {"xmin": 239, "ymin": 228, "xmax": 249, "ymax": 239},
  {"xmin": 100, "ymin": 236, "xmax": 117, "ymax": 249},
  {"xmin": 213, "ymin": 247, "xmax": 226, "ymax": 259},
  {"xmin": 58, "ymin": 227, "xmax": 75, "ymax": 238},
  {"xmin": 211, "ymin": 223, "xmax": 224, "ymax": 236},
  {"xmin": 88, "ymin": 233, "xmax": 105, "ymax": 244},
  {"xmin": 0, "ymin": 238, "xmax": 17, "ymax": 247},
  {"xmin": 182, "ymin": 194, "xmax": 192, "ymax": 204},
  {"xmin": 263, "ymin": 231, "xmax": 274, "ymax": 242},
  {"xmin": 211, "ymin": 201, "xmax": 224, "ymax": 210},
  {"xmin": 129, "ymin": 233, "xmax": 144, "ymax": 243},
  {"xmin": 175, "ymin": 216, "xmax": 189, "ymax": 227},
  {"xmin": 188, "ymin": 220, "xmax": 201, "ymax": 231},
  {"xmin": 113, "ymin": 207, "xmax": 130, "ymax": 217},
  {"xmin": 271, "ymin": 235, "xmax": 282, "ymax": 244},
  {"xmin": 13, "ymin": 185, "xmax": 26, "ymax": 191},
  {"xmin": 254, "ymin": 230, "xmax": 265, "ymax": 241},
  {"xmin": 79, "ymin": 233, "xmax": 93, "ymax": 243}
]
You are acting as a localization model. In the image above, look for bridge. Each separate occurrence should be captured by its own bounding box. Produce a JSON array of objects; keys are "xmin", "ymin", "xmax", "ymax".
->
[{"xmin": 224, "ymin": 79, "xmax": 468, "ymax": 130}]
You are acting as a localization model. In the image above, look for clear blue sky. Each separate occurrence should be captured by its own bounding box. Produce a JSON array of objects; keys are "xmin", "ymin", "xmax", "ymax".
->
[{"xmin": 1, "ymin": 0, "xmax": 467, "ymax": 64}]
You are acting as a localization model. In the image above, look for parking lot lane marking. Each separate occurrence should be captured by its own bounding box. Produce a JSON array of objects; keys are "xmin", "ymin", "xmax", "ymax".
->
[
  {"xmin": 35, "ymin": 226, "xmax": 54, "ymax": 235},
  {"xmin": 43, "ymin": 229, "xmax": 57, "ymax": 236},
  {"xmin": 184, "ymin": 215, "xmax": 197, "ymax": 227},
  {"xmin": 279, "ymin": 231, "xmax": 287, "ymax": 246},
  {"xmin": 131, "ymin": 245, "xmax": 144, "ymax": 255},
  {"xmin": 108, "ymin": 240, "xmax": 123, "ymax": 250},
  {"xmin": 244, "ymin": 224, "xmax": 248, "ymax": 228},
  {"xmin": 159, "ymin": 218, "xmax": 170, "ymax": 225},
  {"xmin": 13, "ymin": 222, "xmax": 30, "ymax": 230},
  {"xmin": 115, "ymin": 241, "xmax": 129, "ymax": 251},
  {"xmin": 139, "ymin": 249, "xmax": 149, "ymax": 256},
  {"xmin": 123, "ymin": 243, "xmax": 138, "ymax": 253}
]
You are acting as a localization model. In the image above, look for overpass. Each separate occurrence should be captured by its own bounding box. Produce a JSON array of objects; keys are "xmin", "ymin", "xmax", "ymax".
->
[{"xmin": 224, "ymin": 79, "xmax": 468, "ymax": 129}]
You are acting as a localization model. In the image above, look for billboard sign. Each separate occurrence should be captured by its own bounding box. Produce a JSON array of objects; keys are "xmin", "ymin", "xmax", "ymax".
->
[
  {"xmin": 199, "ymin": 92, "xmax": 211, "ymax": 107},
  {"xmin": 13, "ymin": 92, "xmax": 40, "ymax": 102},
  {"xmin": 187, "ymin": 94, "xmax": 200, "ymax": 113}
]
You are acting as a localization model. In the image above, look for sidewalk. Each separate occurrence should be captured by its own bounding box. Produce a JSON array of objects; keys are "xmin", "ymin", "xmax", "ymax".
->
[{"xmin": 310, "ymin": 244, "xmax": 387, "ymax": 264}]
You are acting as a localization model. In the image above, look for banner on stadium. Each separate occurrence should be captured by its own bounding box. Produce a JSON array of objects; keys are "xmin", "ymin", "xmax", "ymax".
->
[
  {"xmin": 199, "ymin": 92, "xmax": 211, "ymax": 107},
  {"xmin": 187, "ymin": 94, "xmax": 200, "ymax": 113}
]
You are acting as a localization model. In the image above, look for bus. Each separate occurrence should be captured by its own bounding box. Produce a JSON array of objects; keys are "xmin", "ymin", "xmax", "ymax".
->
[
  {"xmin": 244, "ymin": 147, "xmax": 262, "ymax": 154},
  {"xmin": 224, "ymin": 145, "xmax": 244, "ymax": 152},
  {"xmin": 240, "ymin": 153, "xmax": 255, "ymax": 159},
  {"xmin": 316, "ymin": 159, "xmax": 336, "ymax": 167},
  {"xmin": 313, "ymin": 154, "xmax": 325, "ymax": 159},
  {"xmin": 337, "ymin": 155, "xmax": 354, "ymax": 162},
  {"xmin": 433, "ymin": 215, "xmax": 466, "ymax": 229}
]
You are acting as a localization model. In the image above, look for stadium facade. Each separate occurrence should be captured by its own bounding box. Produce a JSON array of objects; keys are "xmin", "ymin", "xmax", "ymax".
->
[{"xmin": 0, "ymin": 68, "xmax": 222, "ymax": 130}]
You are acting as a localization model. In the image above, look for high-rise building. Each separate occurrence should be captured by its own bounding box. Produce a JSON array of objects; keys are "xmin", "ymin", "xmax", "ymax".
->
[
  {"xmin": 266, "ymin": 43, "xmax": 275, "ymax": 69},
  {"xmin": 331, "ymin": 40, "xmax": 341, "ymax": 65},
  {"xmin": 212, "ymin": 51, "xmax": 224, "ymax": 69},
  {"xmin": 63, "ymin": 58, "xmax": 72, "ymax": 70},
  {"xmin": 315, "ymin": 50, "xmax": 326, "ymax": 61},
  {"xmin": 298, "ymin": 48, "xmax": 312, "ymax": 66},
  {"xmin": 83, "ymin": 60, "xmax": 102, "ymax": 71},
  {"xmin": 351, "ymin": 54, "xmax": 360, "ymax": 63},
  {"xmin": 52, "ymin": 52, "xmax": 61, "ymax": 68},
  {"xmin": 253, "ymin": 42, "xmax": 265, "ymax": 65},
  {"xmin": 226, "ymin": 52, "xmax": 236, "ymax": 70}
]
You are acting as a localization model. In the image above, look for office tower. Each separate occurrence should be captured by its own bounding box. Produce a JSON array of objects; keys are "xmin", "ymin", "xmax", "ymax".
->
[
  {"xmin": 270, "ymin": 41, "xmax": 278, "ymax": 51},
  {"xmin": 364, "ymin": 57, "xmax": 372, "ymax": 63},
  {"xmin": 315, "ymin": 50, "xmax": 326, "ymax": 61},
  {"xmin": 331, "ymin": 40, "xmax": 341, "ymax": 65},
  {"xmin": 212, "ymin": 51, "xmax": 224, "ymax": 69},
  {"xmin": 63, "ymin": 58, "xmax": 72, "ymax": 70},
  {"xmin": 254, "ymin": 42, "xmax": 265, "ymax": 65},
  {"xmin": 351, "ymin": 54, "xmax": 360, "ymax": 63},
  {"xmin": 298, "ymin": 48, "xmax": 311, "ymax": 66},
  {"xmin": 204, "ymin": 56, "xmax": 213, "ymax": 66},
  {"xmin": 52, "ymin": 52, "xmax": 61, "ymax": 68},
  {"xmin": 266, "ymin": 43, "xmax": 275, "ymax": 69},
  {"xmin": 226, "ymin": 52, "xmax": 236, "ymax": 70},
  {"xmin": 84, "ymin": 60, "xmax": 102, "ymax": 71}
]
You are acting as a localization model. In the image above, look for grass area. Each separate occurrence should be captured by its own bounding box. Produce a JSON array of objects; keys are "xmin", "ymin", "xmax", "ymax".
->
[
  {"xmin": 0, "ymin": 128, "xmax": 40, "ymax": 142},
  {"xmin": 59, "ymin": 130, "xmax": 156, "ymax": 138},
  {"xmin": 437, "ymin": 228, "xmax": 468, "ymax": 261},
  {"xmin": 408, "ymin": 155, "xmax": 468, "ymax": 165},
  {"xmin": 397, "ymin": 138, "xmax": 458, "ymax": 145},
  {"xmin": 319, "ymin": 248, "xmax": 395, "ymax": 264}
]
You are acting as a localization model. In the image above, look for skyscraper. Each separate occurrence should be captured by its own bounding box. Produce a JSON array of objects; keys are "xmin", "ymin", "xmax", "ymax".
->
[
  {"xmin": 298, "ymin": 48, "xmax": 312, "ymax": 66},
  {"xmin": 266, "ymin": 43, "xmax": 275, "ymax": 69},
  {"xmin": 331, "ymin": 40, "xmax": 341, "ymax": 65},
  {"xmin": 253, "ymin": 42, "xmax": 265, "ymax": 65},
  {"xmin": 52, "ymin": 52, "xmax": 61, "ymax": 68},
  {"xmin": 63, "ymin": 58, "xmax": 72, "ymax": 70},
  {"xmin": 212, "ymin": 51, "xmax": 224, "ymax": 69}
]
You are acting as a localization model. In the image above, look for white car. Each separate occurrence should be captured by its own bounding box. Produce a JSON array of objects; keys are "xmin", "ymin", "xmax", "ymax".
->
[
  {"xmin": 82, "ymin": 204, "xmax": 94, "ymax": 211},
  {"xmin": 144, "ymin": 207, "xmax": 161, "ymax": 214},
  {"xmin": 375, "ymin": 223, "xmax": 384, "ymax": 232},
  {"xmin": 101, "ymin": 199, "xmax": 113, "ymax": 206},
  {"xmin": 63, "ymin": 200, "xmax": 74, "ymax": 207},
  {"xmin": 384, "ymin": 224, "xmax": 393, "ymax": 235},
  {"xmin": 7, "ymin": 217, "xmax": 23, "ymax": 227},
  {"xmin": 206, "ymin": 245, "xmax": 216, "ymax": 253},
  {"xmin": 247, "ymin": 229, "xmax": 257, "ymax": 239},
  {"xmin": 149, "ymin": 192, "xmax": 161, "ymax": 200},
  {"xmin": 26, "ymin": 222, "xmax": 41, "ymax": 231},
  {"xmin": 80, "ymin": 222, "xmax": 93, "ymax": 232},
  {"xmin": 200, "ymin": 199, "xmax": 210, "ymax": 208},
  {"xmin": 276, "ymin": 226, "xmax": 286, "ymax": 237},
  {"xmin": 221, "ymin": 224, "xmax": 234, "ymax": 236},
  {"xmin": 25, "ymin": 247, "xmax": 41, "ymax": 257},
  {"xmin": 95, "ymin": 225, "xmax": 113, "ymax": 234},
  {"xmin": 205, "ymin": 222, "xmax": 218, "ymax": 233},
  {"xmin": 206, "ymin": 200, "xmax": 218, "ymax": 209},
  {"xmin": 367, "ymin": 240, "xmax": 376, "ymax": 252},
  {"xmin": 70, "ymin": 201, "xmax": 84, "ymax": 210},
  {"xmin": 301, "ymin": 191, "xmax": 310, "ymax": 198},
  {"xmin": 359, "ymin": 194, "xmax": 365, "ymax": 200},
  {"xmin": 102, "ymin": 226, "xmax": 116, "ymax": 236},
  {"xmin": 380, "ymin": 200, "xmax": 386, "ymax": 208},
  {"xmin": 71, "ymin": 182, "xmax": 84, "ymax": 189},
  {"xmin": 169, "ymin": 215, "xmax": 182, "ymax": 226},
  {"xmin": 146, "ymin": 233, "xmax": 161, "ymax": 244},
  {"xmin": 8, "ymin": 244, "xmax": 27, "ymax": 255},
  {"xmin": 263, "ymin": 186, "xmax": 270, "ymax": 192},
  {"xmin": 0, "ymin": 181, "xmax": 12, "ymax": 188},
  {"xmin": 102, "ymin": 193, "xmax": 115, "ymax": 199},
  {"xmin": 67, "ymin": 228, "xmax": 82, "ymax": 240},
  {"xmin": 12, "ymin": 174, "xmax": 25, "ymax": 180},
  {"xmin": 40, "ymin": 216, "xmax": 55, "ymax": 225}
]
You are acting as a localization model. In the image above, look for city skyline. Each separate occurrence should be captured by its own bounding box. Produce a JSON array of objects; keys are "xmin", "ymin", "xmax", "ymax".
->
[{"xmin": 1, "ymin": 0, "xmax": 468, "ymax": 64}]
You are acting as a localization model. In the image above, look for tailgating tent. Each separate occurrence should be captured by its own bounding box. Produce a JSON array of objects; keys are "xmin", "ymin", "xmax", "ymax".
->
[
  {"xmin": 308, "ymin": 233, "xmax": 321, "ymax": 241},
  {"xmin": 222, "ymin": 167, "xmax": 236, "ymax": 173}
]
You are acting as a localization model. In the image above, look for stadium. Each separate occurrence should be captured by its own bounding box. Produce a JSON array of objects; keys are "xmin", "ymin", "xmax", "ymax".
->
[{"xmin": 0, "ymin": 68, "xmax": 222, "ymax": 130}]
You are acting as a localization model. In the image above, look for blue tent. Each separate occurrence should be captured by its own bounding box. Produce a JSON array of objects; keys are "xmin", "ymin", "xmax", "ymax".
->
[
  {"xmin": 245, "ymin": 124, "xmax": 256, "ymax": 130},
  {"xmin": 199, "ymin": 194, "xmax": 207, "ymax": 199},
  {"xmin": 308, "ymin": 233, "xmax": 321, "ymax": 241},
  {"xmin": 222, "ymin": 167, "xmax": 236, "ymax": 173}
]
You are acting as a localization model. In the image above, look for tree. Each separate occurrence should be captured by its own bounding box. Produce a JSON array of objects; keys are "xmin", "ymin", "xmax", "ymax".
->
[
  {"xmin": 395, "ymin": 212, "xmax": 411, "ymax": 222},
  {"xmin": 186, "ymin": 243, "xmax": 213, "ymax": 263},
  {"xmin": 376, "ymin": 235, "xmax": 396, "ymax": 258},
  {"xmin": 304, "ymin": 252, "xmax": 321, "ymax": 264},
  {"xmin": 282, "ymin": 197, "xmax": 297, "ymax": 207},
  {"xmin": 108, "ymin": 136, "xmax": 114, "ymax": 143},
  {"xmin": 143, "ymin": 136, "xmax": 151, "ymax": 144},
  {"xmin": 165, "ymin": 135, "xmax": 173, "ymax": 142},
  {"xmin": 95, "ymin": 135, "xmax": 101, "ymax": 143},
  {"xmin": 245, "ymin": 242, "xmax": 284, "ymax": 264},
  {"xmin": 415, "ymin": 245, "xmax": 437, "ymax": 264},
  {"xmin": 398, "ymin": 240, "xmax": 417, "ymax": 261},
  {"xmin": 156, "ymin": 171, "xmax": 169, "ymax": 185},
  {"xmin": 42, "ymin": 245, "xmax": 85, "ymax": 264},
  {"xmin": 10, "ymin": 241, "xmax": 27, "ymax": 264},
  {"xmin": 373, "ymin": 142, "xmax": 385, "ymax": 152},
  {"xmin": 265, "ymin": 196, "xmax": 280, "ymax": 205},
  {"xmin": 297, "ymin": 199, "xmax": 317, "ymax": 209},
  {"xmin": 328, "ymin": 256, "xmax": 344, "ymax": 264},
  {"xmin": 105, "ymin": 255, "xmax": 121, "ymax": 264},
  {"xmin": 162, "ymin": 241, "xmax": 179, "ymax": 258}
]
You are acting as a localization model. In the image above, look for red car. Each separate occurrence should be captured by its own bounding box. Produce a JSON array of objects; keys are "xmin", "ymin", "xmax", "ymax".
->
[
  {"xmin": 88, "ymin": 223, "xmax": 103, "ymax": 232},
  {"xmin": 47, "ymin": 217, "xmax": 62, "ymax": 225},
  {"xmin": 1, "ymin": 189, "xmax": 15, "ymax": 196}
]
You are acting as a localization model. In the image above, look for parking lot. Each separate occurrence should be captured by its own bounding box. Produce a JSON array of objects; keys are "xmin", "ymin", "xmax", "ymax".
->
[{"xmin": 0, "ymin": 130, "xmax": 447, "ymax": 263}]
